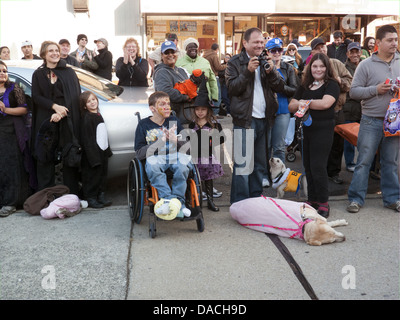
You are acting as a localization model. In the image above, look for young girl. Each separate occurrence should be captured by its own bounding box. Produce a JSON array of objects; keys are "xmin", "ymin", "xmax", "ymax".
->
[
  {"xmin": 189, "ymin": 80, "xmax": 224, "ymax": 211},
  {"xmin": 79, "ymin": 91, "xmax": 113, "ymax": 208}
]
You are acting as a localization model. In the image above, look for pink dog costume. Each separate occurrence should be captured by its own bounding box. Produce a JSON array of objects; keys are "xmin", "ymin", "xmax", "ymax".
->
[{"xmin": 230, "ymin": 196, "xmax": 312, "ymax": 240}]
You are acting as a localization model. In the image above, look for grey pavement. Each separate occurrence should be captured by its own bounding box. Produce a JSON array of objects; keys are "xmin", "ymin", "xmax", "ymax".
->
[{"xmin": 0, "ymin": 116, "xmax": 398, "ymax": 301}]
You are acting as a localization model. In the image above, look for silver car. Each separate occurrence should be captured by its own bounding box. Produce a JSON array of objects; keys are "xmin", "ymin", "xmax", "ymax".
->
[{"xmin": 5, "ymin": 60, "xmax": 153, "ymax": 178}]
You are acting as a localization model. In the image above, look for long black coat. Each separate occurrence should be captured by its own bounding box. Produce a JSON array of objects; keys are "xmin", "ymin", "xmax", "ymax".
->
[{"xmin": 31, "ymin": 60, "xmax": 81, "ymax": 160}]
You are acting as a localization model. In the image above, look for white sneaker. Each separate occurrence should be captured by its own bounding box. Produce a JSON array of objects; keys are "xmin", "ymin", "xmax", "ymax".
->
[
  {"xmin": 182, "ymin": 207, "xmax": 191, "ymax": 217},
  {"xmin": 213, "ymin": 187, "xmax": 222, "ymax": 198},
  {"xmin": 262, "ymin": 178, "xmax": 270, "ymax": 187}
]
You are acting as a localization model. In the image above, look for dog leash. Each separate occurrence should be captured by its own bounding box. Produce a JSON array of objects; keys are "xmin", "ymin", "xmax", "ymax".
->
[{"xmin": 241, "ymin": 196, "xmax": 312, "ymax": 239}]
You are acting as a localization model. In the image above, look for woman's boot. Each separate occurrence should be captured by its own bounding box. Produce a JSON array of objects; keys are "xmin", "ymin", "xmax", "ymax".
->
[{"xmin": 205, "ymin": 180, "xmax": 219, "ymax": 212}]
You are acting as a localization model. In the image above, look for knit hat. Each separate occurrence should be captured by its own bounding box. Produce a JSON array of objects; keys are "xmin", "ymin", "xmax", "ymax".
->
[
  {"xmin": 183, "ymin": 38, "xmax": 199, "ymax": 51},
  {"xmin": 77, "ymin": 34, "xmax": 88, "ymax": 44}
]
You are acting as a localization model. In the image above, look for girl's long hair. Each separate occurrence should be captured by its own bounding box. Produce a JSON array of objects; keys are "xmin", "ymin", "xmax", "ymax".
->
[{"xmin": 301, "ymin": 53, "xmax": 337, "ymax": 89}]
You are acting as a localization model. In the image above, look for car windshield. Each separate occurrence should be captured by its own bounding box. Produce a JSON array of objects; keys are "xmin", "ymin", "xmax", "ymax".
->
[{"xmin": 70, "ymin": 66, "xmax": 124, "ymax": 100}]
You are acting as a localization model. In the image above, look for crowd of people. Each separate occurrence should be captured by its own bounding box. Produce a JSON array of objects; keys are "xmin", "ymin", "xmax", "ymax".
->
[{"xmin": 0, "ymin": 24, "xmax": 399, "ymax": 218}]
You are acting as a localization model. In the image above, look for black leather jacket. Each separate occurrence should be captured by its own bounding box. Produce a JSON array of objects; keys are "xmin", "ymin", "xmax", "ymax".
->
[
  {"xmin": 278, "ymin": 61, "xmax": 298, "ymax": 98},
  {"xmin": 225, "ymin": 50, "xmax": 285, "ymax": 128}
]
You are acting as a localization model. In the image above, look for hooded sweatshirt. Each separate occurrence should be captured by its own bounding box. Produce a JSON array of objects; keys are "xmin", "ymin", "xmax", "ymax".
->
[{"xmin": 349, "ymin": 52, "xmax": 400, "ymax": 118}]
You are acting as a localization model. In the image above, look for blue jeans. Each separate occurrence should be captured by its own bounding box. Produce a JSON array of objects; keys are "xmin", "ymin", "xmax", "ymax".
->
[
  {"xmin": 230, "ymin": 118, "xmax": 267, "ymax": 204},
  {"xmin": 267, "ymin": 112, "xmax": 291, "ymax": 163},
  {"xmin": 145, "ymin": 153, "xmax": 192, "ymax": 207},
  {"xmin": 348, "ymin": 115, "xmax": 399, "ymax": 206}
]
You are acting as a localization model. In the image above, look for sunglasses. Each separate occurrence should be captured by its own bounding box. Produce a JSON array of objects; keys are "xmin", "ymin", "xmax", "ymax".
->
[
  {"xmin": 269, "ymin": 48, "xmax": 283, "ymax": 54},
  {"xmin": 288, "ymin": 48, "xmax": 297, "ymax": 52}
]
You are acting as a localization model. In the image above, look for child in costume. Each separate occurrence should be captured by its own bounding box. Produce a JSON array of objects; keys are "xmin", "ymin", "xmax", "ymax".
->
[
  {"xmin": 79, "ymin": 91, "xmax": 113, "ymax": 208},
  {"xmin": 189, "ymin": 79, "xmax": 224, "ymax": 211}
]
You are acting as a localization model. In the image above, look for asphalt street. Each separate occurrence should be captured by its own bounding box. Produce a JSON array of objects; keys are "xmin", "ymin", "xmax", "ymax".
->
[{"xmin": 0, "ymin": 116, "xmax": 398, "ymax": 302}]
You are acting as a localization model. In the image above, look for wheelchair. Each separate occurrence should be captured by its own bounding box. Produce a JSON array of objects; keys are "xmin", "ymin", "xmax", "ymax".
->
[{"xmin": 127, "ymin": 156, "xmax": 205, "ymax": 238}]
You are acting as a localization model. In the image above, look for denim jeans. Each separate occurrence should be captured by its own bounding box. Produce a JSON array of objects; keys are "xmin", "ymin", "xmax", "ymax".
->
[
  {"xmin": 145, "ymin": 153, "xmax": 192, "ymax": 207},
  {"xmin": 348, "ymin": 115, "xmax": 399, "ymax": 206},
  {"xmin": 267, "ymin": 112, "xmax": 291, "ymax": 163},
  {"xmin": 230, "ymin": 118, "xmax": 267, "ymax": 204}
]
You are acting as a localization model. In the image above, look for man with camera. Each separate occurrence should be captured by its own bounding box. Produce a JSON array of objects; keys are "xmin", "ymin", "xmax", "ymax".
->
[{"xmin": 225, "ymin": 27, "xmax": 285, "ymax": 204}]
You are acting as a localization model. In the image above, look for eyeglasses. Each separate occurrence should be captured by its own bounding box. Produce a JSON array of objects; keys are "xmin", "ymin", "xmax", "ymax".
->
[
  {"xmin": 269, "ymin": 48, "xmax": 283, "ymax": 54},
  {"xmin": 80, "ymin": 38, "xmax": 88, "ymax": 42},
  {"xmin": 0, "ymin": 69, "xmax": 8, "ymax": 73},
  {"xmin": 288, "ymin": 48, "xmax": 296, "ymax": 52}
]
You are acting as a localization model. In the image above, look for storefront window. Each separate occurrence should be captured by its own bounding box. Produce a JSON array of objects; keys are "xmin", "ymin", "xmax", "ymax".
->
[{"xmin": 264, "ymin": 16, "xmax": 332, "ymax": 47}]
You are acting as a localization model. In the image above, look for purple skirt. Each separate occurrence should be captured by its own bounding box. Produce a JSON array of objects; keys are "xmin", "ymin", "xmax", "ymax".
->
[{"xmin": 196, "ymin": 155, "xmax": 224, "ymax": 181}]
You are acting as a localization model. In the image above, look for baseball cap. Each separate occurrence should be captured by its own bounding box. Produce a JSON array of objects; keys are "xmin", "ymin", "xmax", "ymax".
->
[
  {"xmin": 21, "ymin": 40, "xmax": 32, "ymax": 47},
  {"xmin": 161, "ymin": 41, "xmax": 177, "ymax": 53},
  {"xmin": 347, "ymin": 42, "xmax": 361, "ymax": 52},
  {"xmin": 311, "ymin": 38, "xmax": 325, "ymax": 50},
  {"xmin": 94, "ymin": 38, "xmax": 108, "ymax": 47},
  {"xmin": 59, "ymin": 39, "xmax": 70, "ymax": 45},
  {"xmin": 265, "ymin": 38, "xmax": 283, "ymax": 50},
  {"xmin": 167, "ymin": 33, "xmax": 178, "ymax": 41}
]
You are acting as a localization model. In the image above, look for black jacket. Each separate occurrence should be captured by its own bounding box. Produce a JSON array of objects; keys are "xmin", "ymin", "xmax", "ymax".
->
[
  {"xmin": 93, "ymin": 48, "xmax": 113, "ymax": 80},
  {"xmin": 327, "ymin": 39, "xmax": 352, "ymax": 63},
  {"xmin": 115, "ymin": 56, "xmax": 149, "ymax": 87},
  {"xmin": 278, "ymin": 61, "xmax": 298, "ymax": 98},
  {"xmin": 225, "ymin": 50, "xmax": 285, "ymax": 128}
]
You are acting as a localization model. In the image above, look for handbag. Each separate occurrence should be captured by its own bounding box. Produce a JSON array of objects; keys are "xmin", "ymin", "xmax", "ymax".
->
[
  {"xmin": 383, "ymin": 89, "xmax": 400, "ymax": 137},
  {"xmin": 62, "ymin": 115, "xmax": 82, "ymax": 167}
]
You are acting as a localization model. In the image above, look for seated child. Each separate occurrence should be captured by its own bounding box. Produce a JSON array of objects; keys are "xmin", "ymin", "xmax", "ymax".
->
[{"xmin": 134, "ymin": 91, "xmax": 192, "ymax": 219}]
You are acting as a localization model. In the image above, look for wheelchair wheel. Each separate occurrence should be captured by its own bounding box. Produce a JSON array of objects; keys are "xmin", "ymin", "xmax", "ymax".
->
[{"xmin": 127, "ymin": 158, "xmax": 145, "ymax": 223}]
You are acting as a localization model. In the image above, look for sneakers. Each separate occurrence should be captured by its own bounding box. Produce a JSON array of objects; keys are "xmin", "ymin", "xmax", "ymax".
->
[
  {"xmin": 0, "ymin": 206, "xmax": 16, "ymax": 218},
  {"xmin": 346, "ymin": 165, "xmax": 355, "ymax": 172},
  {"xmin": 202, "ymin": 188, "xmax": 222, "ymax": 201},
  {"xmin": 347, "ymin": 201, "xmax": 361, "ymax": 213},
  {"xmin": 386, "ymin": 201, "xmax": 400, "ymax": 212}
]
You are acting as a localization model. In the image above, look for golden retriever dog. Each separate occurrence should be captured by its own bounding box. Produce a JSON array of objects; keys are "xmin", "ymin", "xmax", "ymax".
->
[
  {"xmin": 269, "ymin": 157, "xmax": 307, "ymax": 199},
  {"xmin": 230, "ymin": 196, "xmax": 348, "ymax": 246}
]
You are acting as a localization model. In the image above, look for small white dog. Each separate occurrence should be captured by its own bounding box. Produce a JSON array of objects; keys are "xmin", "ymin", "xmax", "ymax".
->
[{"xmin": 269, "ymin": 157, "xmax": 307, "ymax": 199}]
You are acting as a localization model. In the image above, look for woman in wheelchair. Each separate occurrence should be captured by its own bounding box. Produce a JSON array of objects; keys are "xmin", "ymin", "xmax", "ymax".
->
[{"xmin": 134, "ymin": 91, "xmax": 192, "ymax": 220}]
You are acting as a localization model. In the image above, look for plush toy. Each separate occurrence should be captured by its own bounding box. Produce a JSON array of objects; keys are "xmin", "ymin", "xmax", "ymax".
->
[{"xmin": 173, "ymin": 69, "xmax": 205, "ymax": 99}]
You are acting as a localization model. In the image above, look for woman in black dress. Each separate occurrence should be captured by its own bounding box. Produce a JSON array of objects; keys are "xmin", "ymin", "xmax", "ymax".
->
[
  {"xmin": 288, "ymin": 53, "xmax": 340, "ymax": 218},
  {"xmin": 32, "ymin": 41, "xmax": 82, "ymax": 195},
  {"xmin": 0, "ymin": 61, "xmax": 36, "ymax": 216}
]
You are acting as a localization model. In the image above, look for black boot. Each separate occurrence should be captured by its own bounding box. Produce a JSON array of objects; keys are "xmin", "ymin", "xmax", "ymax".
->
[
  {"xmin": 98, "ymin": 192, "xmax": 112, "ymax": 207},
  {"xmin": 205, "ymin": 180, "xmax": 219, "ymax": 212},
  {"xmin": 87, "ymin": 198, "xmax": 104, "ymax": 209}
]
